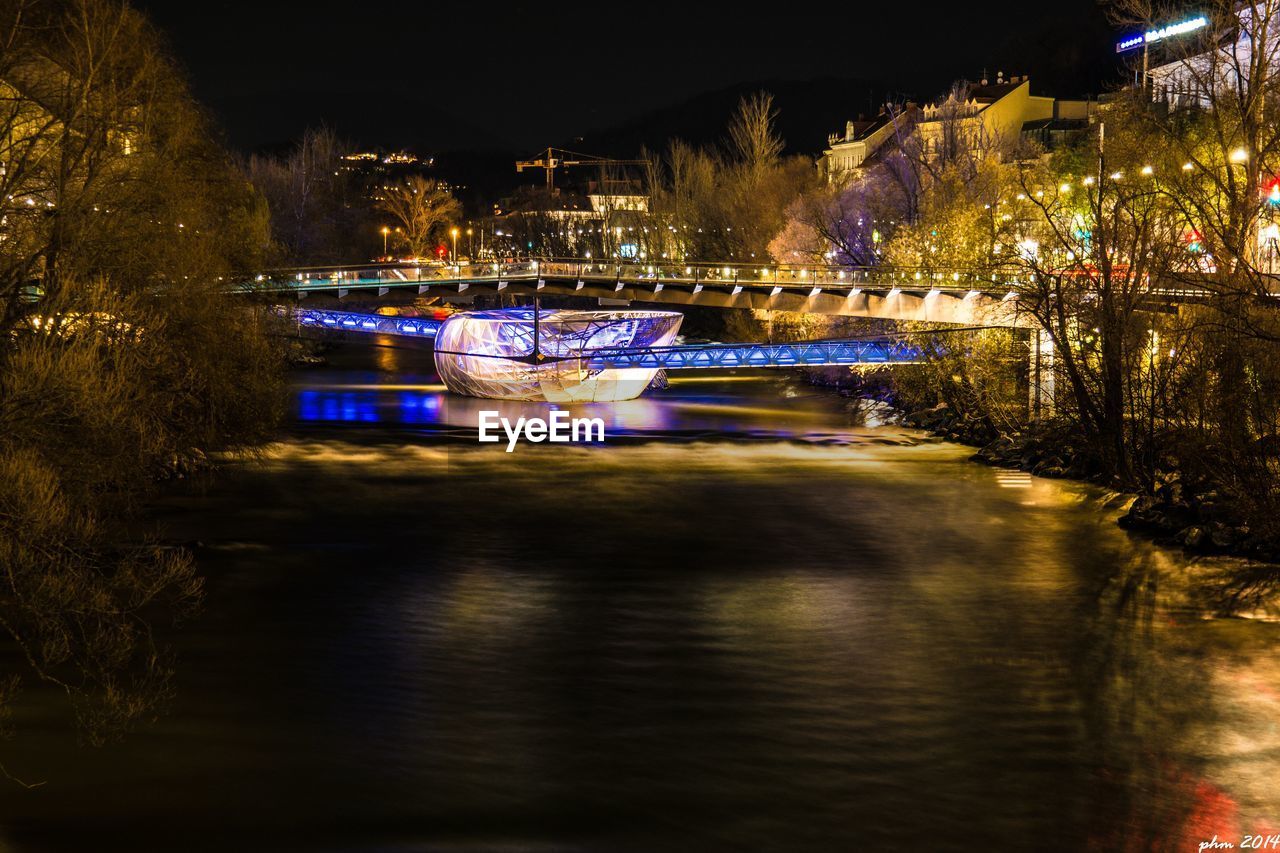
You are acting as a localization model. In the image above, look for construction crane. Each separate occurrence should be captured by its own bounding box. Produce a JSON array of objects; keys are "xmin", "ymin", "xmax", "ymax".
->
[{"xmin": 515, "ymin": 147, "xmax": 648, "ymax": 192}]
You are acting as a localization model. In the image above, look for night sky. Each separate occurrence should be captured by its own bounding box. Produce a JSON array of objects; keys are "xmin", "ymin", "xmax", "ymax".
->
[{"xmin": 134, "ymin": 0, "xmax": 1124, "ymax": 156}]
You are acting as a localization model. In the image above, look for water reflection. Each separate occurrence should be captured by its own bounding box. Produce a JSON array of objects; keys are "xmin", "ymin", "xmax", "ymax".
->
[
  {"xmin": 294, "ymin": 374, "xmax": 899, "ymax": 440},
  {"xmin": 279, "ymin": 346, "xmax": 1280, "ymax": 850},
  {"xmin": 287, "ymin": 336, "xmax": 908, "ymax": 439},
  {"xmin": 397, "ymin": 391, "xmax": 442, "ymax": 425},
  {"xmin": 1191, "ymin": 563, "xmax": 1280, "ymax": 620},
  {"xmin": 297, "ymin": 389, "xmax": 382, "ymax": 423},
  {"xmin": 1078, "ymin": 551, "xmax": 1280, "ymax": 851},
  {"xmin": 0, "ymin": 342, "xmax": 1276, "ymax": 852}
]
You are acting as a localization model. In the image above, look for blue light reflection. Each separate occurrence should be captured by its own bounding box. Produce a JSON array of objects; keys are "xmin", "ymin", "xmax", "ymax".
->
[{"xmin": 296, "ymin": 389, "xmax": 449, "ymax": 426}]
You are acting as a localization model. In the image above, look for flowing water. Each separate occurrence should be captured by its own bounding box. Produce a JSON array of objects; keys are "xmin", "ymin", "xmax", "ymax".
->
[{"xmin": 1, "ymin": 339, "xmax": 1277, "ymax": 852}]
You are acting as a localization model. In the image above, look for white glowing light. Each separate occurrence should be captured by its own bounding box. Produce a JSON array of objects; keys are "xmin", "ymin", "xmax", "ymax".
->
[
  {"xmin": 1116, "ymin": 16, "xmax": 1207, "ymax": 53},
  {"xmin": 434, "ymin": 309, "xmax": 682, "ymax": 402}
]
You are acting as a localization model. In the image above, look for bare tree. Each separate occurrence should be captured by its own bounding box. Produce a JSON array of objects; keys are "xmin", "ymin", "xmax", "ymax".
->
[
  {"xmin": 1004, "ymin": 112, "xmax": 1184, "ymax": 483},
  {"xmin": 246, "ymin": 127, "xmax": 375, "ymax": 264},
  {"xmin": 727, "ymin": 91, "xmax": 785, "ymax": 183},
  {"xmin": 1104, "ymin": 0, "xmax": 1280, "ymax": 516},
  {"xmin": 376, "ymin": 175, "xmax": 460, "ymax": 260},
  {"xmin": 1113, "ymin": 0, "xmax": 1280, "ymax": 312}
]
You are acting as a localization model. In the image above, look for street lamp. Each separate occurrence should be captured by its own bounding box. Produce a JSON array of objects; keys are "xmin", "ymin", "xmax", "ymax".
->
[
  {"xmin": 467, "ymin": 227, "xmax": 474, "ymax": 258},
  {"xmin": 450, "ymin": 227, "xmax": 460, "ymax": 265},
  {"xmin": 381, "ymin": 226, "xmax": 390, "ymax": 257}
]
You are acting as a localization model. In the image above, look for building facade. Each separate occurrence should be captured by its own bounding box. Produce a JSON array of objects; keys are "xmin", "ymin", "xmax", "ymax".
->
[{"xmin": 821, "ymin": 75, "xmax": 1094, "ymax": 185}]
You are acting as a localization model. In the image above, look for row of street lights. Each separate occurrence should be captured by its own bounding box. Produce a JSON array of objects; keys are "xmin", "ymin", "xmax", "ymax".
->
[{"xmin": 380, "ymin": 225, "xmax": 475, "ymax": 262}]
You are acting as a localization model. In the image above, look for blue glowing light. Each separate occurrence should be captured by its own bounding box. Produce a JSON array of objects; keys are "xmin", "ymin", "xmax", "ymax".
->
[{"xmin": 297, "ymin": 390, "xmax": 380, "ymax": 423}]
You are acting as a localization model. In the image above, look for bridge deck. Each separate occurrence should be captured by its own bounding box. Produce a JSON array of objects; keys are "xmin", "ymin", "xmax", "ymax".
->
[
  {"xmin": 253, "ymin": 259, "xmax": 1024, "ymax": 297},
  {"xmin": 293, "ymin": 308, "xmax": 919, "ymax": 369},
  {"xmin": 250, "ymin": 258, "xmax": 1239, "ymax": 299},
  {"xmin": 253, "ymin": 259, "xmax": 1244, "ymax": 329},
  {"xmin": 259, "ymin": 259, "xmax": 1037, "ymax": 328}
]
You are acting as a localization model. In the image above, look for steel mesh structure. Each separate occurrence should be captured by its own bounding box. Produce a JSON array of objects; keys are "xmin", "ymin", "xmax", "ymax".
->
[
  {"xmin": 294, "ymin": 308, "xmax": 442, "ymax": 338},
  {"xmin": 292, "ymin": 307, "xmax": 924, "ymax": 400},
  {"xmin": 432, "ymin": 308, "xmax": 683, "ymax": 402},
  {"xmin": 582, "ymin": 338, "xmax": 919, "ymax": 369}
]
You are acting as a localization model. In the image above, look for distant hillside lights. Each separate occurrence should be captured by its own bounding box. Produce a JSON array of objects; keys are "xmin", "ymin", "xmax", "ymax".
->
[{"xmin": 340, "ymin": 150, "xmax": 424, "ymax": 166}]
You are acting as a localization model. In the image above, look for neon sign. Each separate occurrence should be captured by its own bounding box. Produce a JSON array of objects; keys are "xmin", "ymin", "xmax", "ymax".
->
[{"xmin": 1116, "ymin": 15, "xmax": 1208, "ymax": 53}]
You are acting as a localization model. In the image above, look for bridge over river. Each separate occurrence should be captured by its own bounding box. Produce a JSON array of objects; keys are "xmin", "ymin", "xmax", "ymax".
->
[
  {"xmin": 250, "ymin": 256, "xmax": 1235, "ymax": 410},
  {"xmin": 248, "ymin": 256, "xmax": 1241, "ymax": 329},
  {"xmin": 250, "ymin": 258, "xmax": 1041, "ymax": 329},
  {"xmin": 291, "ymin": 307, "xmax": 923, "ymax": 370}
]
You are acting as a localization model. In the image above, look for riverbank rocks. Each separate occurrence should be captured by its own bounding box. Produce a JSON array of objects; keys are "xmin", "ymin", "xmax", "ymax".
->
[
  {"xmin": 1118, "ymin": 483, "xmax": 1279, "ymax": 561},
  {"xmin": 286, "ymin": 338, "xmax": 328, "ymax": 368},
  {"xmin": 901, "ymin": 403, "xmax": 1000, "ymax": 446},
  {"xmin": 287, "ymin": 352, "xmax": 327, "ymax": 367}
]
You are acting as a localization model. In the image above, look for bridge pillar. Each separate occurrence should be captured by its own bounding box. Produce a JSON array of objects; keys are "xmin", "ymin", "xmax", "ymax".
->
[{"xmin": 1030, "ymin": 328, "xmax": 1056, "ymax": 420}]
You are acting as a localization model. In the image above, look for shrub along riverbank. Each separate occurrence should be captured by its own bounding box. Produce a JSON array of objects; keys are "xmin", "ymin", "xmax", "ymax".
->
[{"xmin": 0, "ymin": 0, "xmax": 286, "ymax": 772}]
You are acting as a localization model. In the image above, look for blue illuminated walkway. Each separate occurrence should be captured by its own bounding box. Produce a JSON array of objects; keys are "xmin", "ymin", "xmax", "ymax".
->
[
  {"xmin": 581, "ymin": 339, "xmax": 917, "ymax": 369},
  {"xmin": 295, "ymin": 308, "xmax": 441, "ymax": 338},
  {"xmin": 293, "ymin": 308, "xmax": 919, "ymax": 368}
]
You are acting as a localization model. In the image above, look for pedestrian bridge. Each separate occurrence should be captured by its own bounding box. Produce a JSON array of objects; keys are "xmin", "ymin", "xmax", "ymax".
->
[
  {"xmin": 293, "ymin": 307, "xmax": 921, "ymax": 369},
  {"xmin": 249, "ymin": 258, "xmax": 1037, "ymax": 328}
]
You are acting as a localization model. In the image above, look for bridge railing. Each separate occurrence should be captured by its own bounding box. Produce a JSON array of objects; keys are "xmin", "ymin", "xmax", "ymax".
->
[
  {"xmin": 249, "ymin": 261, "xmax": 534, "ymax": 291},
  {"xmin": 291, "ymin": 307, "xmax": 443, "ymax": 338},
  {"xmin": 535, "ymin": 258, "xmax": 1024, "ymax": 291},
  {"xmin": 248, "ymin": 258, "xmax": 1029, "ymax": 294},
  {"xmin": 286, "ymin": 304, "xmax": 924, "ymax": 368},
  {"xmin": 580, "ymin": 338, "xmax": 922, "ymax": 370},
  {"xmin": 243, "ymin": 257, "xmax": 1268, "ymax": 299}
]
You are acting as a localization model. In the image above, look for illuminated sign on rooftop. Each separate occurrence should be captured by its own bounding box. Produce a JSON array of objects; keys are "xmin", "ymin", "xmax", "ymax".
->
[{"xmin": 1116, "ymin": 15, "xmax": 1208, "ymax": 52}]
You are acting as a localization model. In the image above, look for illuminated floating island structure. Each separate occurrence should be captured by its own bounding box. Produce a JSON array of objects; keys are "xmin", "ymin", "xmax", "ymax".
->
[{"xmin": 433, "ymin": 307, "xmax": 683, "ymax": 402}]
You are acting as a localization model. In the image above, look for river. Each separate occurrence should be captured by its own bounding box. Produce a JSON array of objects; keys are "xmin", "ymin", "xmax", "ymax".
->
[{"xmin": 1, "ymin": 338, "xmax": 1277, "ymax": 852}]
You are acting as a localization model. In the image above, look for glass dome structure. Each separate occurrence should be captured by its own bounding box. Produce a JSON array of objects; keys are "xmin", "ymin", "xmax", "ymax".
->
[{"xmin": 433, "ymin": 308, "xmax": 683, "ymax": 402}]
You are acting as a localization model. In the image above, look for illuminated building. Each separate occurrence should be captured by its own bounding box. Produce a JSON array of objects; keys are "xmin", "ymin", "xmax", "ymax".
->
[
  {"xmin": 433, "ymin": 308, "xmax": 683, "ymax": 402},
  {"xmin": 821, "ymin": 74, "xmax": 1094, "ymax": 185},
  {"xmin": 915, "ymin": 74, "xmax": 1094, "ymax": 161},
  {"xmin": 1142, "ymin": 9, "xmax": 1280, "ymax": 271},
  {"xmin": 821, "ymin": 108, "xmax": 917, "ymax": 184},
  {"xmin": 1143, "ymin": 8, "xmax": 1279, "ymax": 129}
]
